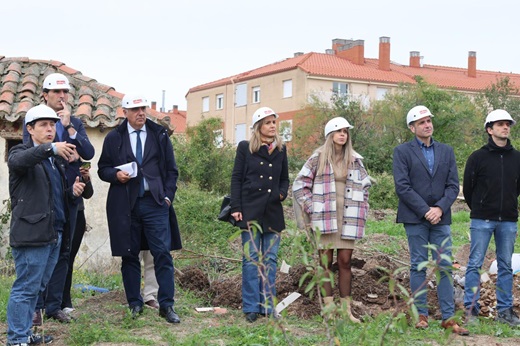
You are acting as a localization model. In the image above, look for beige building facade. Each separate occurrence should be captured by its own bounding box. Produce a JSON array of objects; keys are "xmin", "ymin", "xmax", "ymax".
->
[{"xmin": 186, "ymin": 37, "xmax": 520, "ymax": 145}]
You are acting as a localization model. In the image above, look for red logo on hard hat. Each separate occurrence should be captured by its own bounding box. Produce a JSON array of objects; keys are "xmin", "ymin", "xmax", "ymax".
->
[
  {"xmin": 264, "ymin": 110, "xmax": 273, "ymax": 115},
  {"xmin": 57, "ymin": 80, "xmax": 66, "ymax": 85},
  {"xmin": 133, "ymin": 99, "xmax": 143, "ymax": 104},
  {"xmin": 419, "ymin": 109, "xmax": 428, "ymax": 114}
]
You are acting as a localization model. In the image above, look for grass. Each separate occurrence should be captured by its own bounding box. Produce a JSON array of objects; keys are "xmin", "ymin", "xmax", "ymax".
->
[{"xmin": 3, "ymin": 190, "xmax": 520, "ymax": 345}]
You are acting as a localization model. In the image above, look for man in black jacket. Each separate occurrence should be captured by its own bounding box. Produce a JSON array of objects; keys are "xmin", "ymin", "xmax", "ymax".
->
[
  {"xmin": 24, "ymin": 73, "xmax": 95, "ymax": 324},
  {"xmin": 6, "ymin": 105, "xmax": 84, "ymax": 346},
  {"xmin": 98, "ymin": 95, "xmax": 181, "ymax": 324},
  {"xmin": 463, "ymin": 109, "xmax": 520, "ymax": 327}
]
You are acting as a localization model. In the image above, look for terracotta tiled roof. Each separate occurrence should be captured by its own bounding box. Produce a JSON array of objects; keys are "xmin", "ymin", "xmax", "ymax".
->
[
  {"xmin": 0, "ymin": 56, "xmax": 182, "ymax": 132},
  {"xmin": 187, "ymin": 52, "xmax": 520, "ymax": 95}
]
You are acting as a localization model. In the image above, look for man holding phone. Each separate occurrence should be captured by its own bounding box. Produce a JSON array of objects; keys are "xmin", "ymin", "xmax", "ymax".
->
[{"xmin": 24, "ymin": 73, "xmax": 95, "ymax": 325}]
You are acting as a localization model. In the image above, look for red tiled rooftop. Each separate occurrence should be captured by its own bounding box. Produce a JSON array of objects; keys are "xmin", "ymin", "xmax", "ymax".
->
[
  {"xmin": 188, "ymin": 51, "xmax": 520, "ymax": 95},
  {"xmin": 0, "ymin": 56, "xmax": 185, "ymax": 132}
]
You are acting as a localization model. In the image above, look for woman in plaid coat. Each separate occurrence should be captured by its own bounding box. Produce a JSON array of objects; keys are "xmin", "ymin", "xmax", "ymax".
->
[{"xmin": 293, "ymin": 117, "xmax": 371, "ymax": 322}]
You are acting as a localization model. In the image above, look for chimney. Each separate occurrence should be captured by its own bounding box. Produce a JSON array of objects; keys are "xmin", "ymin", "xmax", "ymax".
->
[
  {"xmin": 333, "ymin": 38, "xmax": 365, "ymax": 65},
  {"xmin": 410, "ymin": 51, "xmax": 421, "ymax": 68},
  {"xmin": 378, "ymin": 36, "xmax": 390, "ymax": 71},
  {"xmin": 151, "ymin": 101, "xmax": 157, "ymax": 110},
  {"xmin": 173, "ymin": 105, "xmax": 178, "ymax": 113},
  {"xmin": 468, "ymin": 51, "xmax": 477, "ymax": 78}
]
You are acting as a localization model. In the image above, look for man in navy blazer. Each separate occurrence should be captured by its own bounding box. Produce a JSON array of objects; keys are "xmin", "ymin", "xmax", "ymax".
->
[
  {"xmin": 98, "ymin": 94, "xmax": 181, "ymax": 324},
  {"xmin": 393, "ymin": 105, "xmax": 468, "ymax": 335},
  {"xmin": 24, "ymin": 73, "xmax": 96, "ymax": 324}
]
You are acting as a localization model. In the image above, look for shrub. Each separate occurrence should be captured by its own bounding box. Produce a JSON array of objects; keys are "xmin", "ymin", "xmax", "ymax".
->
[{"xmin": 368, "ymin": 172, "xmax": 398, "ymax": 210}]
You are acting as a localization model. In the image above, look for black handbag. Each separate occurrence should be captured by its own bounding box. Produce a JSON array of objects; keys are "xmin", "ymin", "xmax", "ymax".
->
[{"xmin": 218, "ymin": 195, "xmax": 236, "ymax": 226}]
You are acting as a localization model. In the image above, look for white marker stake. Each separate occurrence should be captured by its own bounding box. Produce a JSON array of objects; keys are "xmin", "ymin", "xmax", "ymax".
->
[{"xmin": 275, "ymin": 292, "xmax": 302, "ymax": 315}]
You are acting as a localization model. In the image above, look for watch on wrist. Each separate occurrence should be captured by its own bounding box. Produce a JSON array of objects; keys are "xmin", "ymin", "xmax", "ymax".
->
[{"xmin": 64, "ymin": 123, "xmax": 74, "ymax": 130}]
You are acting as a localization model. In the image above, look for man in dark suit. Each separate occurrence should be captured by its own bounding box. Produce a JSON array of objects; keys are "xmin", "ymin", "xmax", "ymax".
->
[
  {"xmin": 98, "ymin": 95, "xmax": 182, "ymax": 323},
  {"xmin": 393, "ymin": 105, "xmax": 468, "ymax": 335},
  {"xmin": 24, "ymin": 73, "xmax": 95, "ymax": 324}
]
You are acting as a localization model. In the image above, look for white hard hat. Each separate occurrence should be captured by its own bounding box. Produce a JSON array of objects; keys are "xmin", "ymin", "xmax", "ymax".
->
[
  {"xmin": 25, "ymin": 105, "xmax": 60, "ymax": 125},
  {"xmin": 122, "ymin": 95, "xmax": 150, "ymax": 109},
  {"xmin": 484, "ymin": 109, "xmax": 516, "ymax": 128},
  {"xmin": 407, "ymin": 105, "xmax": 434, "ymax": 125},
  {"xmin": 324, "ymin": 117, "xmax": 353, "ymax": 137},
  {"xmin": 252, "ymin": 107, "xmax": 278, "ymax": 127},
  {"xmin": 42, "ymin": 73, "xmax": 71, "ymax": 90}
]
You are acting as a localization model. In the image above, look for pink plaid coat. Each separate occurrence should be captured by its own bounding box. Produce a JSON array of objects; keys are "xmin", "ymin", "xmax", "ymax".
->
[{"xmin": 292, "ymin": 152, "xmax": 371, "ymax": 239}]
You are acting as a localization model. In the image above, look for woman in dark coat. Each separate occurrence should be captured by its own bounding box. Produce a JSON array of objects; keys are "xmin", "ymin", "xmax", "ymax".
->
[{"xmin": 230, "ymin": 107, "xmax": 289, "ymax": 323}]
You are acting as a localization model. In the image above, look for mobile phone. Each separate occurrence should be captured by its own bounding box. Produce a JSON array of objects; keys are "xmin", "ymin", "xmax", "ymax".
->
[{"xmin": 81, "ymin": 162, "xmax": 91, "ymax": 169}]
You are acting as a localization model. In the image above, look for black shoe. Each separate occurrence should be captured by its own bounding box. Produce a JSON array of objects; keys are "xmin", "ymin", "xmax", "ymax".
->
[
  {"xmin": 159, "ymin": 306, "xmax": 180, "ymax": 323},
  {"xmin": 497, "ymin": 307, "xmax": 520, "ymax": 327},
  {"xmin": 47, "ymin": 309, "xmax": 72, "ymax": 323},
  {"xmin": 28, "ymin": 333, "xmax": 54, "ymax": 344},
  {"xmin": 245, "ymin": 312, "xmax": 258, "ymax": 323},
  {"xmin": 130, "ymin": 305, "xmax": 144, "ymax": 319}
]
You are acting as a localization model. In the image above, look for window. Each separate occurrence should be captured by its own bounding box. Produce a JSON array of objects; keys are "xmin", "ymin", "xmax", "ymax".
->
[
  {"xmin": 202, "ymin": 96, "xmax": 209, "ymax": 112},
  {"xmin": 235, "ymin": 123, "xmax": 246, "ymax": 144},
  {"xmin": 252, "ymin": 86, "xmax": 260, "ymax": 103},
  {"xmin": 376, "ymin": 88, "xmax": 388, "ymax": 100},
  {"xmin": 283, "ymin": 80, "xmax": 292, "ymax": 98},
  {"xmin": 333, "ymin": 82, "xmax": 349, "ymax": 96},
  {"xmin": 235, "ymin": 83, "xmax": 247, "ymax": 107},
  {"xmin": 279, "ymin": 120, "xmax": 292, "ymax": 142},
  {"xmin": 213, "ymin": 129, "xmax": 223, "ymax": 148},
  {"xmin": 216, "ymin": 94, "xmax": 224, "ymax": 110}
]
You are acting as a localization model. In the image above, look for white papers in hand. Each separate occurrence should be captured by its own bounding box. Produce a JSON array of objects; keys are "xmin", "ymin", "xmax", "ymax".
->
[{"xmin": 115, "ymin": 162, "xmax": 138, "ymax": 178}]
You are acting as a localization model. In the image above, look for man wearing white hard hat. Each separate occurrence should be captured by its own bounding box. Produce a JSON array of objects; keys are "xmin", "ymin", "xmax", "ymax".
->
[
  {"xmin": 463, "ymin": 109, "xmax": 520, "ymax": 327},
  {"xmin": 25, "ymin": 73, "xmax": 95, "ymax": 325},
  {"xmin": 393, "ymin": 105, "xmax": 469, "ymax": 335},
  {"xmin": 6, "ymin": 105, "xmax": 84, "ymax": 346},
  {"xmin": 98, "ymin": 95, "xmax": 182, "ymax": 323}
]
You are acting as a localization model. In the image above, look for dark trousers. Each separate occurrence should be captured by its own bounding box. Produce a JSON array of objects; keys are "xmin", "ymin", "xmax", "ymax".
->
[
  {"xmin": 62, "ymin": 209, "xmax": 86, "ymax": 309},
  {"xmin": 36, "ymin": 203, "xmax": 79, "ymax": 315},
  {"xmin": 121, "ymin": 195, "xmax": 175, "ymax": 309}
]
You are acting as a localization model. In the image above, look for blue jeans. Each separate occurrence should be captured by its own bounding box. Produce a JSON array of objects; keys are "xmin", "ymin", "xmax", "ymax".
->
[
  {"xmin": 37, "ymin": 203, "xmax": 79, "ymax": 315},
  {"xmin": 7, "ymin": 233, "xmax": 62, "ymax": 344},
  {"xmin": 121, "ymin": 195, "xmax": 175, "ymax": 309},
  {"xmin": 241, "ymin": 228, "xmax": 281, "ymax": 314},
  {"xmin": 464, "ymin": 219, "xmax": 517, "ymax": 313},
  {"xmin": 405, "ymin": 222, "xmax": 454, "ymax": 320}
]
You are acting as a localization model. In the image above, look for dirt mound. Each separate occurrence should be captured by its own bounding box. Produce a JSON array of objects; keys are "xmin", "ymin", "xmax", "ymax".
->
[
  {"xmin": 176, "ymin": 233, "xmax": 520, "ymax": 322},
  {"xmin": 176, "ymin": 250, "xmax": 416, "ymax": 320}
]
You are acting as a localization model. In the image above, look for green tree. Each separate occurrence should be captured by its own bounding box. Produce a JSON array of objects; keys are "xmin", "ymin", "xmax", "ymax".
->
[
  {"xmin": 173, "ymin": 117, "xmax": 235, "ymax": 194},
  {"xmin": 476, "ymin": 76, "xmax": 520, "ymax": 146}
]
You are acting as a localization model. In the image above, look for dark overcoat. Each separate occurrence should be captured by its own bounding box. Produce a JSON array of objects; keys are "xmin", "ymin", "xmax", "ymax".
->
[
  {"xmin": 97, "ymin": 119, "xmax": 182, "ymax": 256},
  {"xmin": 230, "ymin": 140, "xmax": 289, "ymax": 232}
]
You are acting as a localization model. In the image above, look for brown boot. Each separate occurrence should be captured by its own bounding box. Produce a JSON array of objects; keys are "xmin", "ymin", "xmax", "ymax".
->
[
  {"xmin": 441, "ymin": 319, "xmax": 469, "ymax": 336},
  {"xmin": 340, "ymin": 297, "xmax": 361, "ymax": 323},
  {"xmin": 415, "ymin": 314, "xmax": 429, "ymax": 329}
]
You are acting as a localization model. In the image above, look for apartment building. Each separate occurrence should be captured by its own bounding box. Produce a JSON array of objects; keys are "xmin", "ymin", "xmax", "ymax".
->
[{"xmin": 186, "ymin": 37, "xmax": 520, "ymax": 144}]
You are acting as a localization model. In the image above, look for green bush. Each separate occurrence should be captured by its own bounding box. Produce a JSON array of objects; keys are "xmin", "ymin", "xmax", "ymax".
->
[
  {"xmin": 173, "ymin": 118, "xmax": 236, "ymax": 194},
  {"xmin": 368, "ymin": 172, "xmax": 398, "ymax": 210}
]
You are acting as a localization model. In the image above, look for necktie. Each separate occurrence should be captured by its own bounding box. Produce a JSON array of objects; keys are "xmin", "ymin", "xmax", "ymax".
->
[
  {"xmin": 135, "ymin": 130, "xmax": 144, "ymax": 197},
  {"xmin": 135, "ymin": 130, "xmax": 143, "ymax": 165},
  {"xmin": 56, "ymin": 121, "xmax": 65, "ymax": 141}
]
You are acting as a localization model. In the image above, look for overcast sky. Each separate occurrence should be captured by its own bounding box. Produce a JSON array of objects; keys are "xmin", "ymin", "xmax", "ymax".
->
[{"xmin": 3, "ymin": 0, "xmax": 519, "ymax": 111}]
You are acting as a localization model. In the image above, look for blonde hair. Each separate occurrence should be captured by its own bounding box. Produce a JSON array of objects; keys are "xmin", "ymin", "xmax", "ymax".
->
[
  {"xmin": 248, "ymin": 118, "xmax": 284, "ymax": 153},
  {"xmin": 315, "ymin": 128, "xmax": 353, "ymax": 176}
]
